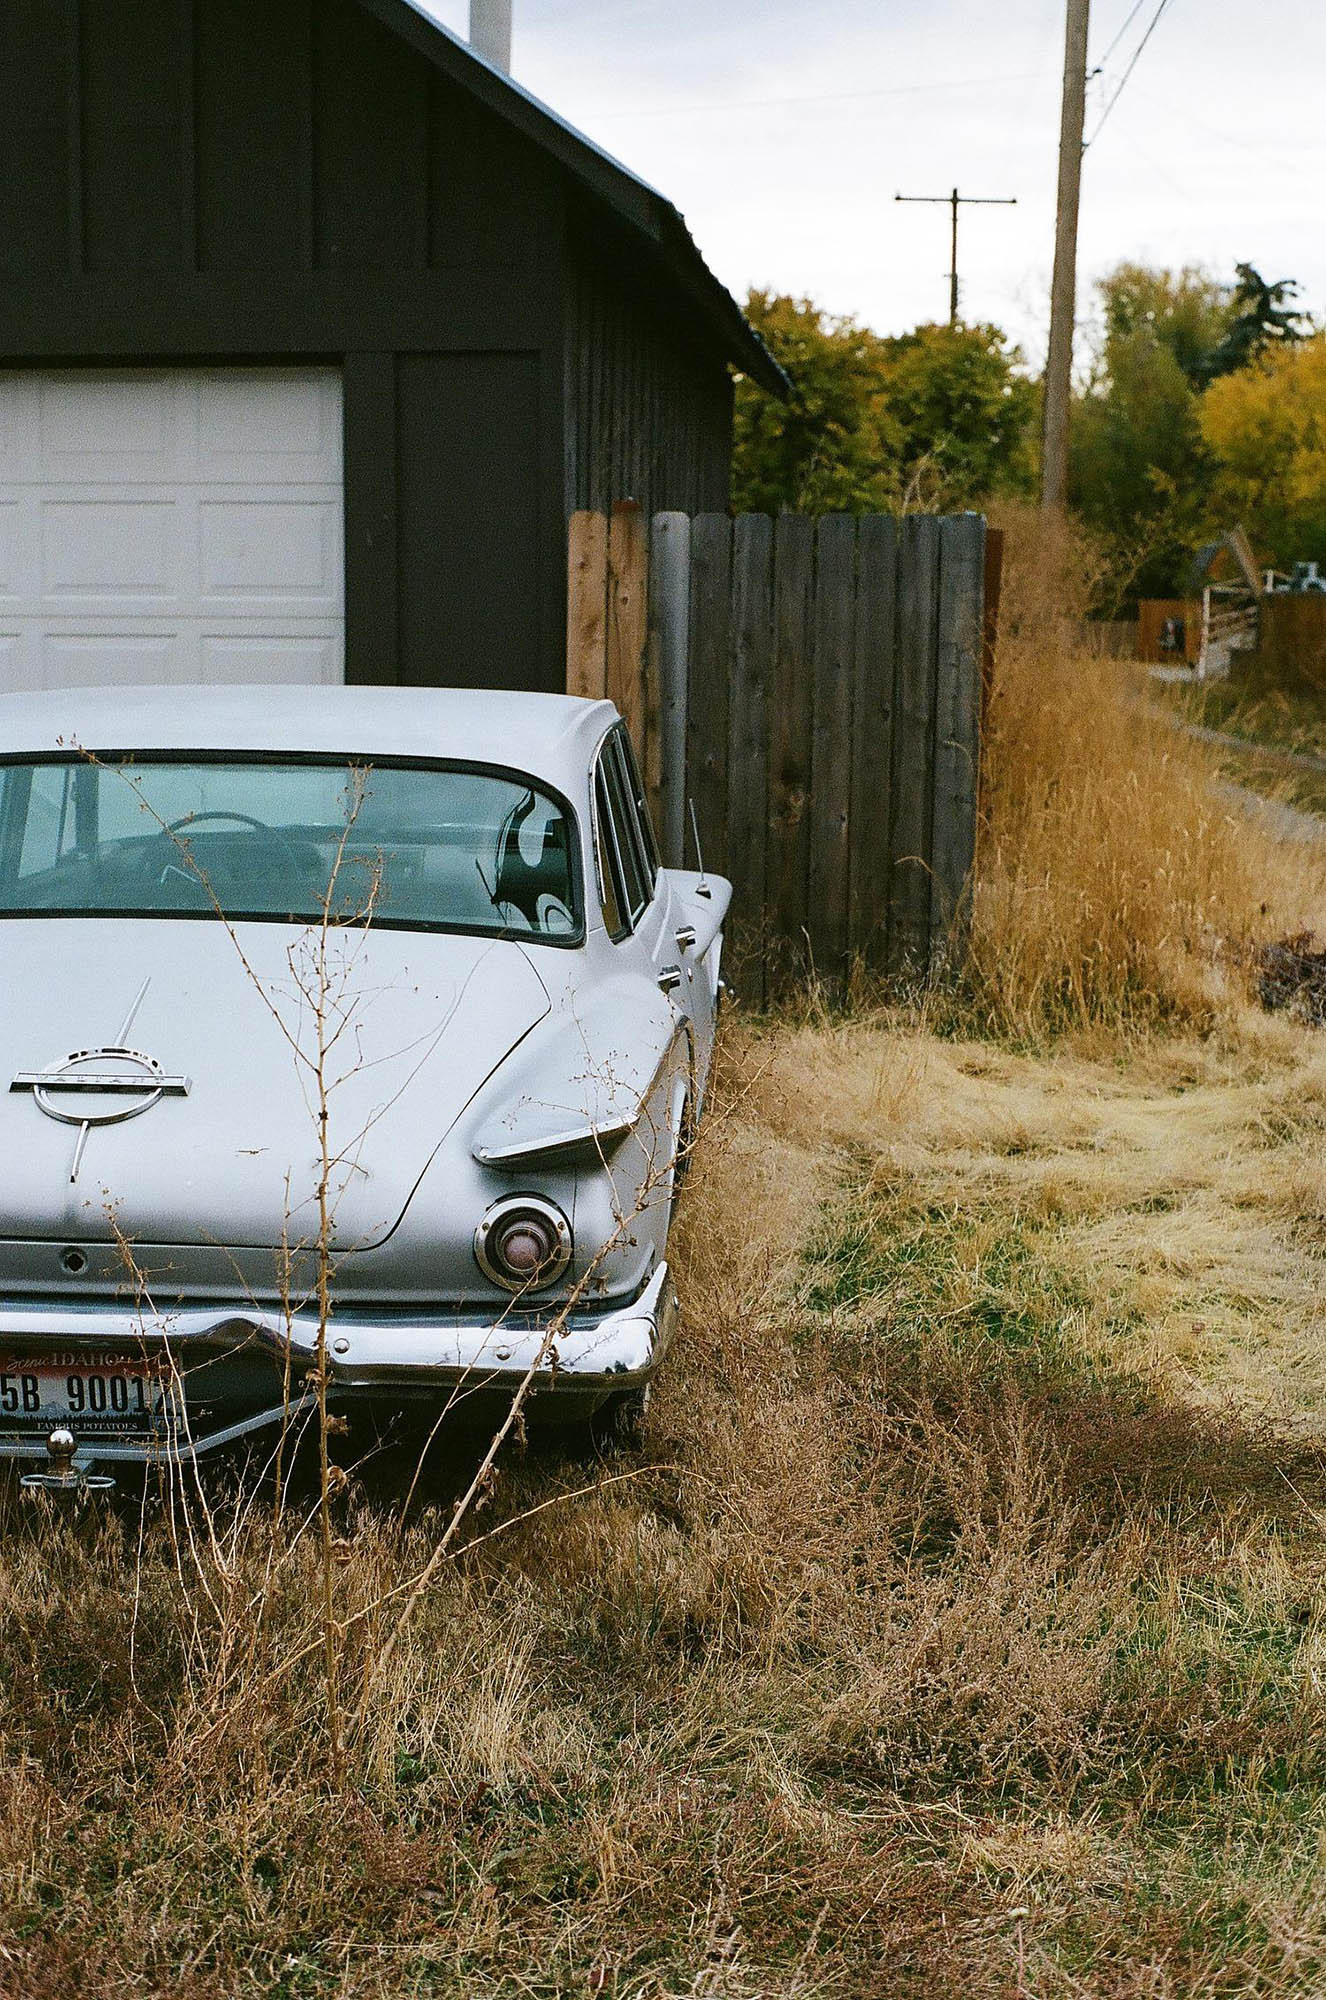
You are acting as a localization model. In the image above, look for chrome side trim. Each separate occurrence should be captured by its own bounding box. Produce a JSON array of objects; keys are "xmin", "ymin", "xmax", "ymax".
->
[{"xmin": 471, "ymin": 1113, "xmax": 635, "ymax": 1167}]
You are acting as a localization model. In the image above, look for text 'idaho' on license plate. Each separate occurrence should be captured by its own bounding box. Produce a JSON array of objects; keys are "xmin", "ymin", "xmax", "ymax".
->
[{"xmin": 0, "ymin": 1351, "xmax": 174, "ymax": 1433}]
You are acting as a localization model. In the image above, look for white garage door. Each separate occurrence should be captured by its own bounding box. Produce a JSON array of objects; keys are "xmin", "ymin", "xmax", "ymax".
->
[{"xmin": 0, "ymin": 368, "xmax": 344, "ymax": 693}]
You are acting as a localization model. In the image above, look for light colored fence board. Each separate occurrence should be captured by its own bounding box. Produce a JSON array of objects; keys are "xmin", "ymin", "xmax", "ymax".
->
[
  {"xmin": 566, "ymin": 509, "xmax": 608, "ymax": 699},
  {"xmin": 605, "ymin": 502, "xmax": 647, "ymax": 746}
]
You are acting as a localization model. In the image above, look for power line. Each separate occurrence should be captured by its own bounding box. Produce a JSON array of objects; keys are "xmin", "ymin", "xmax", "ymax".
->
[
  {"xmin": 1090, "ymin": 0, "xmax": 1147, "ymax": 76},
  {"xmin": 583, "ymin": 70, "xmax": 1051, "ymax": 121},
  {"xmin": 1085, "ymin": 0, "xmax": 1174, "ymax": 147},
  {"xmin": 1129, "ymin": 79, "xmax": 1319, "ymax": 166}
]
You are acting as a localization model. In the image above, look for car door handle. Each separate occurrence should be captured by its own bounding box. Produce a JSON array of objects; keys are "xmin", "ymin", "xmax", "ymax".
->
[
  {"xmin": 658, "ymin": 964, "xmax": 684, "ymax": 994},
  {"xmin": 674, "ymin": 926, "xmax": 697, "ymax": 951}
]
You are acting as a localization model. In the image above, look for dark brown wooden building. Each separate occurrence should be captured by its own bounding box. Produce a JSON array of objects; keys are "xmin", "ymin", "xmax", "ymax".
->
[{"xmin": 0, "ymin": 0, "xmax": 784, "ymax": 697}]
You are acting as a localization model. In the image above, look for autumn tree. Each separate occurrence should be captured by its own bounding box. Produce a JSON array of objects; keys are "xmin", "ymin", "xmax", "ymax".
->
[
  {"xmin": 1201, "ymin": 333, "xmax": 1326, "ymax": 569},
  {"xmin": 1069, "ymin": 264, "xmax": 1229, "ymax": 601},
  {"xmin": 1069, "ymin": 261, "xmax": 1310, "ymax": 602},
  {"xmin": 732, "ymin": 294, "xmax": 896, "ymax": 515},
  {"xmin": 732, "ymin": 292, "xmax": 1036, "ymax": 516},
  {"xmin": 879, "ymin": 320, "xmax": 1038, "ymax": 506}
]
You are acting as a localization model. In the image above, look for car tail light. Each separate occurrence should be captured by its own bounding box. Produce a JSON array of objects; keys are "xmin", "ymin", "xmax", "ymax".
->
[{"xmin": 474, "ymin": 1196, "xmax": 572, "ymax": 1292}]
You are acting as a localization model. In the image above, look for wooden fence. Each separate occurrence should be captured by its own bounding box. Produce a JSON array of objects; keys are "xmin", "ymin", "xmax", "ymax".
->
[
  {"xmin": 568, "ymin": 506, "xmax": 990, "ymax": 998},
  {"xmin": 1251, "ymin": 593, "xmax": 1326, "ymax": 694},
  {"xmin": 1138, "ymin": 598, "xmax": 1201, "ymax": 665}
]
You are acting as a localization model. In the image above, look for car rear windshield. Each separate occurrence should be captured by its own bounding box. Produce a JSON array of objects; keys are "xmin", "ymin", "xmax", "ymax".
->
[{"xmin": 0, "ymin": 756, "xmax": 582, "ymax": 942}]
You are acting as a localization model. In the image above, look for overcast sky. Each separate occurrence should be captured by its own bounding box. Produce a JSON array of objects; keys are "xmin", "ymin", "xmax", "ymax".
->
[{"xmin": 418, "ymin": 0, "xmax": 1323, "ymax": 371}]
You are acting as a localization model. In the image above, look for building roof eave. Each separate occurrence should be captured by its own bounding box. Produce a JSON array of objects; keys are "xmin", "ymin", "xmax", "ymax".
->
[{"xmin": 355, "ymin": 0, "xmax": 790, "ymax": 399}]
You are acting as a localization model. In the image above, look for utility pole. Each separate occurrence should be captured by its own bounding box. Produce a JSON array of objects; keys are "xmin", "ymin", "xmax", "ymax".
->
[
  {"xmin": 1041, "ymin": 0, "xmax": 1090, "ymax": 513},
  {"xmin": 894, "ymin": 187, "xmax": 1017, "ymax": 328}
]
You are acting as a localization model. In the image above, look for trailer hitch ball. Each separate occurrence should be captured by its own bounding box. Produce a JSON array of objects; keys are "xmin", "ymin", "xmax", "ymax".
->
[
  {"xmin": 20, "ymin": 1428, "xmax": 116, "ymax": 1497},
  {"xmin": 47, "ymin": 1429, "xmax": 76, "ymax": 1476}
]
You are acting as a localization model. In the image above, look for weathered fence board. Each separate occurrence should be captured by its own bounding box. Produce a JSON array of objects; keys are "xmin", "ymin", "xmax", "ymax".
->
[
  {"xmin": 567, "ymin": 506, "xmax": 992, "ymax": 995},
  {"xmin": 769, "ymin": 513, "xmax": 815, "ymax": 965},
  {"xmin": 889, "ymin": 515, "xmax": 941, "ymax": 974},
  {"xmin": 727, "ymin": 512, "xmax": 773, "ymax": 958},
  {"xmin": 686, "ymin": 514, "xmax": 733, "ymax": 879},
  {"xmin": 930, "ymin": 515, "xmax": 985, "ymax": 957},
  {"xmin": 649, "ymin": 511, "xmax": 690, "ymax": 864},
  {"xmin": 566, "ymin": 509, "xmax": 608, "ymax": 701},
  {"xmin": 807, "ymin": 515, "xmax": 856, "ymax": 981},
  {"xmin": 849, "ymin": 514, "xmax": 898, "ymax": 968},
  {"xmin": 606, "ymin": 503, "xmax": 647, "ymax": 748}
]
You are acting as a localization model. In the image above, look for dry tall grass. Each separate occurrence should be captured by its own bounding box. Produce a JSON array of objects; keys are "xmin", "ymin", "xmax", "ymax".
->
[
  {"xmin": 7, "ymin": 1008, "xmax": 1326, "ymax": 1997},
  {"xmin": 972, "ymin": 510, "xmax": 1326, "ymax": 1035}
]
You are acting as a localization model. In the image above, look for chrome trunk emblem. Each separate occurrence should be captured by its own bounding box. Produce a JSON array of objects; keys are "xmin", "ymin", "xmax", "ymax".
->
[{"xmin": 9, "ymin": 977, "xmax": 190, "ymax": 1182}]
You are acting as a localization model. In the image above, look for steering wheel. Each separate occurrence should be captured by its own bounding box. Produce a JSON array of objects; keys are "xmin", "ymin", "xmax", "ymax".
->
[
  {"xmin": 155, "ymin": 809, "xmax": 316, "ymax": 897},
  {"xmin": 166, "ymin": 809, "xmax": 276, "ymax": 837}
]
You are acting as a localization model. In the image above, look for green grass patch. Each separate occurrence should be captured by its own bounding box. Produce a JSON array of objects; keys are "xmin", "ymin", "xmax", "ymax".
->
[{"xmin": 1162, "ymin": 678, "xmax": 1326, "ymax": 761}]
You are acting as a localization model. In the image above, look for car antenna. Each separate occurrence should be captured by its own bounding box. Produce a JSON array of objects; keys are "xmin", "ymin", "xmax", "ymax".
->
[
  {"xmin": 688, "ymin": 799, "xmax": 712, "ymax": 900},
  {"xmin": 475, "ymin": 856, "xmax": 502, "ymax": 912}
]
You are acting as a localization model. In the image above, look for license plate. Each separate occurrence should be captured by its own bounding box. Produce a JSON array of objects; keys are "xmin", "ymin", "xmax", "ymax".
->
[{"xmin": 0, "ymin": 1350, "xmax": 172, "ymax": 1435}]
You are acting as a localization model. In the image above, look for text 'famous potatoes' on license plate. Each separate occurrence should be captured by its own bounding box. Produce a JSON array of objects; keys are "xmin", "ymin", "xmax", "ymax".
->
[{"xmin": 0, "ymin": 1352, "xmax": 173, "ymax": 1434}]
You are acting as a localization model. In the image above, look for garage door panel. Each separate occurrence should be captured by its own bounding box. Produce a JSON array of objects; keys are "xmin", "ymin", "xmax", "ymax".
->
[
  {"xmin": 199, "ymin": 499, "xmax": 341, "ymax": 605},
  {"xmin": 37, "ymin": 372, "xmax": 184, "ymax": 483},
  {"xmin": 197, "ymin": 373, "xmax": 342, "ymax": 483},
  {"xmin": 0, "ymin": 504, "xmax": 20, "ymax": 596},
  {"xmin": 201, "ymin": 634, "xmax": 340, "ymax": 684},
  {"xmin": 0, "ymin": 368, "xmax": 344, "ymax": 692},
  {"xmin": 44, "ymin": 633, "xmax": 181, "ymax": 687},
  {"xmin": 42, "ymin": 499, "xmax": 178, "ymax": 602},
  {"xmin": 0, "ymin": 383, "xmax": 38, "ymax": 476}
]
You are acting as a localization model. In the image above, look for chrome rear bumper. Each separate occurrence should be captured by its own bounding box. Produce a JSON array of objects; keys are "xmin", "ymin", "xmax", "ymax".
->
[{"xmin": 0, "ymin": 1263, "xmax": 677, "ymax": 1469}]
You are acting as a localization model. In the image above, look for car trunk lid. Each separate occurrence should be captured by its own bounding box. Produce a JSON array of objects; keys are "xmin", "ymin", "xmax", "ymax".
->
[{"xmin": 0, "ymin": 918, "xmax": 549, "ymax": 1252}]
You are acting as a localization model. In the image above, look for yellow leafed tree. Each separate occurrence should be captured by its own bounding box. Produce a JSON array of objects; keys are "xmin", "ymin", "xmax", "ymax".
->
[{"xmin": 1200, "ymin": 333, "xmax": 1326, "ymax": 569}]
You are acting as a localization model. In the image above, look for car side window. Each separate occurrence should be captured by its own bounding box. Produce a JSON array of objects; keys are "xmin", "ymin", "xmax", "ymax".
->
[
  {"xmin": 603, "ymin": 739, "xmax": 649, "ymax": 917},
  {"xmin": 612, "ymin": 729, "xmax": 661, "ymax": 885},
  {"xmin": 593, "ymin": 761, "xmax": 627, "ymax": 939},
  {"xmin": 593, "ymin": 728, "xmax": 658, "ymax": 938}
]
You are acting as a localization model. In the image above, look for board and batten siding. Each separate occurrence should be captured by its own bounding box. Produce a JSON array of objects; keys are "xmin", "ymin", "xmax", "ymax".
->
[
  {"xmin": 0, "ymin": 0, "xmax": 562, "ymax": 282},
  {"xmin": 565, "ymin": 226, "xmax": 735, "ymax": 523}
]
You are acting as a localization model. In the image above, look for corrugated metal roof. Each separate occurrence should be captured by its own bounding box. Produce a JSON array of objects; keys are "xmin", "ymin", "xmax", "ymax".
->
[{"xmin": 360, "ymin": 0, "xmax": 790, "ymax": 398}]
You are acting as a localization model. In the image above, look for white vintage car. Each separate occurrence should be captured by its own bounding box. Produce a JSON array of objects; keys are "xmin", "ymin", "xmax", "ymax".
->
[{"xmin": 0, "ymin": 685, "xmax": 729, "ymax": 1489}]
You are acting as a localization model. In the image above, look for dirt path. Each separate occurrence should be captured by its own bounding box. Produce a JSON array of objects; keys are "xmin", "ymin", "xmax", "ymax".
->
[
  {"xmin": 1168, "ymin": 713, "xmax": 1326, "ymax": 777},
  {"xmin": 1213, "ymin": 774, "xmax": 1326, "ymax": 846}
]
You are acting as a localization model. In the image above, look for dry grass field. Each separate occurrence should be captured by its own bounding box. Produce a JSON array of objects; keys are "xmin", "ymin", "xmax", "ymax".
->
[{"xmin": 9, "ymin": 524, "xmax": 1326, "ymax": 1997}]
